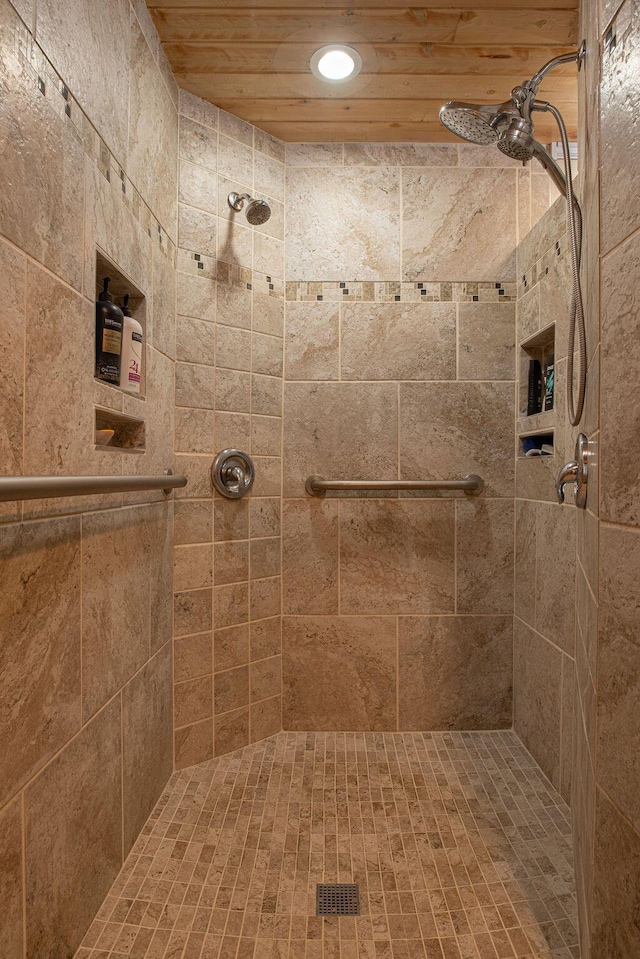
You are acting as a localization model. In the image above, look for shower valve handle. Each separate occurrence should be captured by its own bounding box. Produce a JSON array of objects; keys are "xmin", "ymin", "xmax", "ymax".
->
[
  {"xmin": 556, "ymin": 461, "xmax": 578, "ymax": 504},
  {"xmin": 556, "ymin": 433, "xmax": 588, "ymax": 509},
  {"xmin": 211, "ymin": 449, "xmax": 255, "ymax": 499}
]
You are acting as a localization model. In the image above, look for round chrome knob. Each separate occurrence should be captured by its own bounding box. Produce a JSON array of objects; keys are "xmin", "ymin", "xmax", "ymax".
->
[{"xmin": 211, "ymin": 449, "xmax": 255, "ymax": 499}]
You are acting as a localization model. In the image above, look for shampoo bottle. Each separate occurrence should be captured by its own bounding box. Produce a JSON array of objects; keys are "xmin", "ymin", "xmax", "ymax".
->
[
  {"xmin": 95, "ymin": 278, "xmax": 124, "ymax": 385},
  {"xmin": 527, "ymin": 359, "xmax": 543, "ymax": 416},
  {"xmin": 120, "ymin": 294, "xmax": 143, "ymax": 394}
]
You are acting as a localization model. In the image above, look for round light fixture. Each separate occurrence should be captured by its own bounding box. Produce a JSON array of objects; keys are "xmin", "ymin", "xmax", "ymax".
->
[{"xmin": 310, "ymin": 44, "xmax": 362, "ymax": 82}]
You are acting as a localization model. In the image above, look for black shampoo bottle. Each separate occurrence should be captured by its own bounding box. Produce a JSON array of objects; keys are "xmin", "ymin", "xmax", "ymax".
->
[
  {"xmin": 95, "ymin": 278, "xmax": 124, "ymax": 385},
  {"xmin": 527, "ymin": 359, "xmax": 543, "ymax": 416}
]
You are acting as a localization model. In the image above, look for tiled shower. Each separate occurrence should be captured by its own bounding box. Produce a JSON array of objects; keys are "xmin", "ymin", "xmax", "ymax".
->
[{"xmin": 1, "ymin": 0, "xmax": 639, "ymax": 957}]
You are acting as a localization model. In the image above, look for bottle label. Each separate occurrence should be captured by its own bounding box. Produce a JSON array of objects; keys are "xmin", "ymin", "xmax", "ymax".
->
[
  {"xmin": 126, "ymin": 333, "xmax": 143, "ymax": 391},
  {"xmin": 102, "ymin": 328, "xmax": 122, "ymax": 354},
  {"xmin": 97, "ymin": 362, "xmax": 119, "ymax": 384},
  {"xmin": 128, "ymin": 360, "xmax": 141, "ymax": 385}
]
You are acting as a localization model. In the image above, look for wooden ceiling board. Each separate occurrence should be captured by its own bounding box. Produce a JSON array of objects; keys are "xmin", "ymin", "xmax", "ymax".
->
[
  {"xmin": 179, "ymin": 74, "xmax": 578, "ymax": 101},
  {"xmin": 211, "ymin": 97, "xmax": 579, "ymax": 123},
  {"xmin": 163, "ymin": 42, "xmax": 578, "ymax": 76},
  {"xmin": 148, "ymin": 2, "xmax": 580, "ymax": 141},
  {"xmin": 147, "ymin": 0, "xmax": 578, "ymax": 9},
  {"xmin": 151, "ymin": 8, "xmax": 578, "ymax": 45},
  {"xmin": 248, "ymin": 119, "xmax": 569, "ymax": 141}
]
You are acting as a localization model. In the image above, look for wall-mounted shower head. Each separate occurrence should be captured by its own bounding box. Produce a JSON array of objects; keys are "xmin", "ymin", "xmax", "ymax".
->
[
  {"xmin": 439, "ymin": 98, "xmax": 527, "ymax": 149},
  {"xmin": 438, "ymin": 50, "xmax": 584, "ymax": 196},
  {"xmin": 228, "ymin": 192, "xmax": 271, "ymax": 225},
  {"xmin": 438, "ymin": 102, "xmax": 500, "ymax": 145}
]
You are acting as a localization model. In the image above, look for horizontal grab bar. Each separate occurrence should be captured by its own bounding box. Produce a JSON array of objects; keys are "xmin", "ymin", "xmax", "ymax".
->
[
  {"xmin": 305, "ymin": 474, "xmax": 484, "ymax": 497},
  {"xmin": 0, "ymin": 469, "xmax": 187, "ymax": 502}
]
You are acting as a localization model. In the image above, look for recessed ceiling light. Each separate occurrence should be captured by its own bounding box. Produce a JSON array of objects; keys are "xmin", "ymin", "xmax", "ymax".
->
[{"xmin": 310, "ymin": 44, "xmax": 362, "ymax": 82}]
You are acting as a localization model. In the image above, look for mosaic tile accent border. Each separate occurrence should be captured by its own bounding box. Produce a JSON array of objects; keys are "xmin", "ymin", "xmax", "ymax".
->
[
  {"xmin": 6, "ymin": 8, "xmax": 172, "ymax": 249},
  {"xmin": 286, "ymin": 280, "xmax": 516, "ymax": 303},
  {"xmin": 520, "ymin": 235, "xmax": 568, "ymax": 295},
  {"xmin": 178, "ymin": 252, "xmax": 285, "ymax": 298}
]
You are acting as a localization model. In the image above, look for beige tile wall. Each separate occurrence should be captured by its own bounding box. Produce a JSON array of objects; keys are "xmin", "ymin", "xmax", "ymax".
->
[
  {"xmin": 281, "ymin": 145, "xmax": 543, "ymax": 732},
  {"xmin": 577, "ymin": 0, "xmax": 640, "ymax": 955},
  {"xmin": 7, "ymin": 2, "xmax": 639, "ymax": 957},
  {"xmin": 285, "ymin": 142, "xmax": 552, "ymax": 283},
  {"xmin": 281, "ymin": 309, "xmax": 517, "ymax": 729},
  {"xmin": 513, "ymin": 202, "xmax": 578, "ymax": 805},
  {"xmin": 0, "ymin": 1, "xmax": 177, "ymax": 956},
  {"xmin": 515, "ymin": 0, "xmax": 640, "ymax": 954},
  {"xmin": 173, "ymin": 94, "xmax": 284, "ymax": 767}
]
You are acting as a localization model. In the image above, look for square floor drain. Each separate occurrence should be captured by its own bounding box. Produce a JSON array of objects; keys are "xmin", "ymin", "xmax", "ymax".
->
[{"xmin": 316, "ymin": 883, "xmax": 360, "ymax": 916}]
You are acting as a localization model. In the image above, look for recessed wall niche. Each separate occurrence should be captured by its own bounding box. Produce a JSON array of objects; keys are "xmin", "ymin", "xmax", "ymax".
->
[
  {"xmin": 94, "ymin": 407, "xmax": 145, "ymax": 453},
  {"xmin": 518, "ymin": 322, "xmax": 555, "ymax": 457},
  {"xmin": 95, "ymin": 251, "xmax": 147, "ymax": 398}
]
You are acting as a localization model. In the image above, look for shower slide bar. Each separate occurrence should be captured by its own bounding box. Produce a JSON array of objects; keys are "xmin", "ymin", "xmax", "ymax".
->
[
  {"xmin": 0, "ymin": 469, "xmax": 187, "ymax": 502},
  {"xmin": 305, "ymin": 474, "xmax": 484, "ymax": 496}
]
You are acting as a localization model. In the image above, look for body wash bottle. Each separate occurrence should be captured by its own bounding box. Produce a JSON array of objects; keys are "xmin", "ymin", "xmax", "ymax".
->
[
  {"xmin": 120, "ymin": 294, "xmax": 144, "ymax": 394},
  {"xmin": 95, "ymin": 278, "xmax": 124, "ymax": 385}
]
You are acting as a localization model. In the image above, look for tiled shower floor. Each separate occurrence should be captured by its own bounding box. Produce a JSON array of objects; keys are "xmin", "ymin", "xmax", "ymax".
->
[{"xmin": 75, "ymin": 731, "xmax": 579, "ymax": 959}]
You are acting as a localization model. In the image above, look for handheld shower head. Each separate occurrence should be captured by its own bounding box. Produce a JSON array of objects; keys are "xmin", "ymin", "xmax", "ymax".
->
[
  {"xmin": 496, "ymin": 117, "xmax": 537, "ymax": 161},
  {"xmin": 228, "ymin": 192, "xmax": 272, "ymax": 226}
]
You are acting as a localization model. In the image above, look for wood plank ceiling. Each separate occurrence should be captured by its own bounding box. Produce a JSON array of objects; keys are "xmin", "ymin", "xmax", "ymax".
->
[{"xmin": 146, "ymin": 1, "xmax": 580, "ymax": 142}]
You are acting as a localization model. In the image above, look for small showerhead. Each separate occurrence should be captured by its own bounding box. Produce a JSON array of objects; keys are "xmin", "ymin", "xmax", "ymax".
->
[
  {"xmin": 438, "ymin": 102, "xmax": 500, "ymax": 145},
  {"xmin": 245, "ymin": 198, "xmax": 271, "ymax": 226},
  {"xmin": 228, "ymin": 192, "xmax": 272, "ymax": 225},
  {"xmin": 496, "ymin": 117, "xmax": 537, "ymax": 162}
]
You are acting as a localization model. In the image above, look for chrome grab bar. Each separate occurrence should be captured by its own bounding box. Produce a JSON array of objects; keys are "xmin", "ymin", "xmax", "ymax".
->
[
  {"xmin": 305, "ymin": 474, "xmax": 484, "ymax": 497},
  {"xmin": 0, "ymin": 468, "xmax": 187, "ymax": 502}
]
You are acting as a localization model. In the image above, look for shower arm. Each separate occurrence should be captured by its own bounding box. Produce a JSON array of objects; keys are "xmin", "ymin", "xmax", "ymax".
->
[
  {"xmin": 525, "ymin": 45, "xmax": 586, "ymax": 97},
  {"xmin": 507, "ymin": 41, "xmax": 586, "ymax": 214}
]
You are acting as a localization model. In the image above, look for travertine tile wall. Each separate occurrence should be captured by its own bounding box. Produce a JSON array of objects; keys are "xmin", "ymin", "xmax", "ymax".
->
[
  {"xmin": 281, "ymin": 145, "xmax": 551, "ymax": 732},
  {"xmin": 0, "ymin": 1, "xmax": 178, "ymax": 957},
  {"xmin": 515, "ymin": 0, "xmax": 640, "ymax": 953},
  {"xmin": 573, "ymin": 0, "xmax": 640, "ymax": 955},
  {"xmin": 513, "ymin": 199, "xmax": 577, "ymax": 805},
  {"xmin": 172, "ymin": 94, "xmax": 285, "ymax": 767}
]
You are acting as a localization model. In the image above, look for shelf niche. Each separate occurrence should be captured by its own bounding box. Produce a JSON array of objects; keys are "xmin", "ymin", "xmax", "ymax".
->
[
  {"xmin": 518, "ymin": 322, "xmax": 555, "ymax": 421},
  {"xmin": 95, "ymin": 407, "xmax": 145, "ymax": 453},
  {"xmin": 95, "ymin": 250, "xmax": 147, "ymax": 398},
  {"xmin": 518, "ymin": 429, "xmax": 554, "ymax": 460}
]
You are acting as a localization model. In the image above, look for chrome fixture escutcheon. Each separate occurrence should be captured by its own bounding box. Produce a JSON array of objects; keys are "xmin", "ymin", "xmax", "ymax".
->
[
  {"xmin": 556, "ymin": 433, "xmax": 589, "ymax": 508},
  {"xmin": 211, "ymin": 449, "xmax": 255, "ymax": 499}
]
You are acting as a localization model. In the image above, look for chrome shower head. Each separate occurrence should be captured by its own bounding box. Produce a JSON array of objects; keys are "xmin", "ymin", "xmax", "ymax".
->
[
  {"xmin": 227, "ymin": 192, "xmax": 272, "ymax": 225},
  {"xmin": 438, "ymin": 102, "xmax": 500, "ymax": 145},
  {"xmin": 439, "ymin": 49, "xmax": 584, "ymax": 168},
  {"xmin": 245, "ymin": 198, "xmax": 271, "ymax": 226},
  {"xmin": 497, "ymin": 118, "xmax": 538, "ymax": 161}
]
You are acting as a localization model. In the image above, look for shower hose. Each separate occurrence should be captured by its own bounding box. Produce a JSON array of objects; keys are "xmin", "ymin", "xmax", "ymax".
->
[{"xmin": 543, "ymin": 102, "xmax": 587, "ymax": 427}]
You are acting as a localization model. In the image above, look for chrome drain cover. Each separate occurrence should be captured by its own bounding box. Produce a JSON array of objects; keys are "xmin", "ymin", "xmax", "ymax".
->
[{"xmin": 316, "ymin": 883, "xmax": 360, "ymax": 916}]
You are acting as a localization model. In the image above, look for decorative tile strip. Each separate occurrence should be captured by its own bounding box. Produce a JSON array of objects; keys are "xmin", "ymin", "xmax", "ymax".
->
[
  {"xmin": 519, "ymin": 234, "xmax": 568, "ymax": 296},
  {"xmin": 7, "ymin": 9, "xmax": 172, "ymax": 250},
  {"xmin": 285, "ymin": 280, "xmax": 516, "ymax": 303},
  {"xmin": 216, "ymin": 261, "xmax": 285, "ymax": 297}
]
